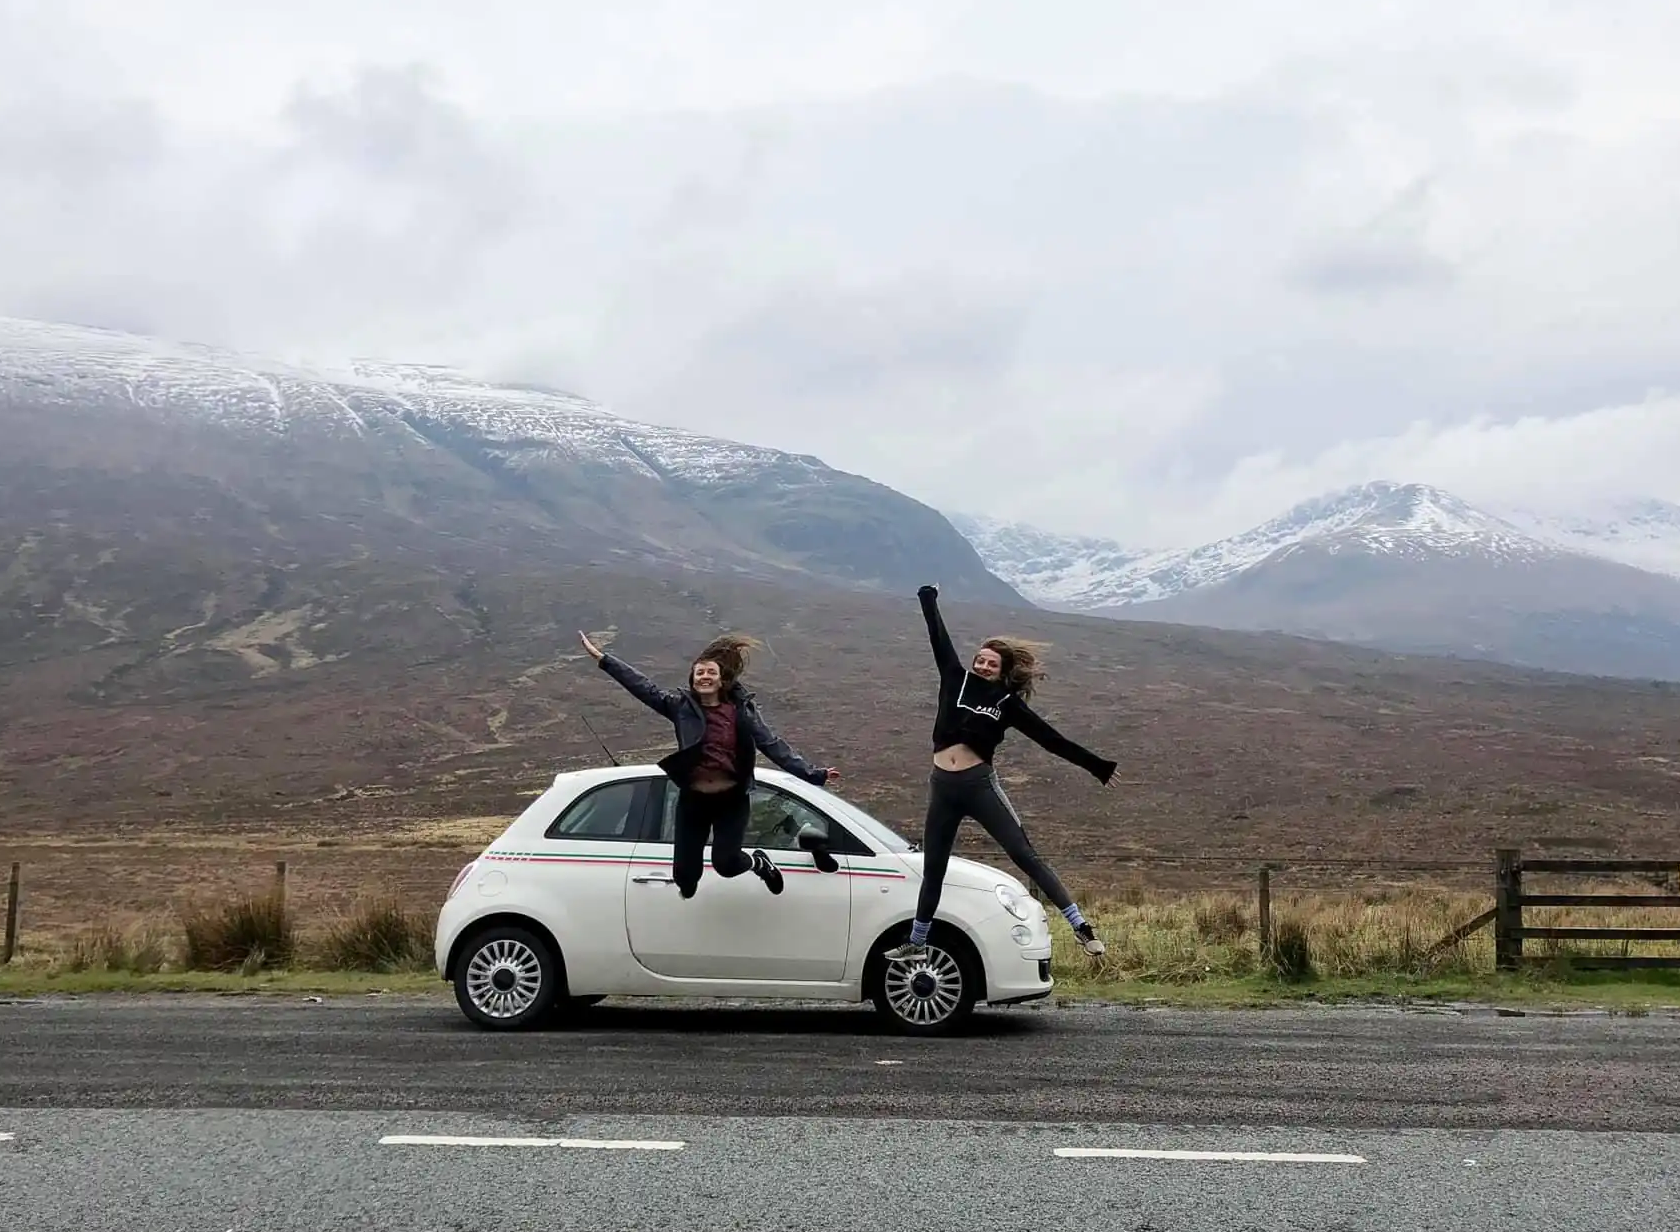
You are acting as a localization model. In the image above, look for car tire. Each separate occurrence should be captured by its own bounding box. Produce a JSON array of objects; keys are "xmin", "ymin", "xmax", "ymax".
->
[
  {"xmin": 453, "ymin": 924, "xmax": 562, "ymax": 1031},
  {"xmin": 868, "ymin": 922, "xmax": 981, "ymax": 1037}
]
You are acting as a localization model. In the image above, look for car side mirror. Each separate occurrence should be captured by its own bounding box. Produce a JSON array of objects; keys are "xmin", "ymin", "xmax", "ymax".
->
[{"xmin": 796, "ymin": 823, "xmax": 840, "ymax": 873}]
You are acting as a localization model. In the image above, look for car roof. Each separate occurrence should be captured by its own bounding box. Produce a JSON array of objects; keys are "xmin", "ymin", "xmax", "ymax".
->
[
  {"xmin": 547, "ymin": 763, "xmax": 807, "ymax": 788},
  {"xmin": 538, "ymin": 763, "xmax": 914, "ymax": 853}
]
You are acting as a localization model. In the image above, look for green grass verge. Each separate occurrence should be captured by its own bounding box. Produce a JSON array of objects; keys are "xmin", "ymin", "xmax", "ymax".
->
[
  {"xmin": 0, "ymin": 968, "xmax": 444, "ymax": 996},
  {"xmin": 3, "ymin": 965, "xmax": 1678, "ymax": 1011},
  {"xmin": 1050, "ymin": 969, "xmax": 1680, "ymax": 1011}
]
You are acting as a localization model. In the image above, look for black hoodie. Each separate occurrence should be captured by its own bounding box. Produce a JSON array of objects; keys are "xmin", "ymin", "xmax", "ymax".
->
[{"xmin": 918, "ymin": 586, "xmax": 1117, "ymax": 783}]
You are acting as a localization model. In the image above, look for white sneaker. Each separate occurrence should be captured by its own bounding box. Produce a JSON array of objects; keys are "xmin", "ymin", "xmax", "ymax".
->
[{"xmin": 883, "ymin": 940, "xmax": 928, "ymax": 963}]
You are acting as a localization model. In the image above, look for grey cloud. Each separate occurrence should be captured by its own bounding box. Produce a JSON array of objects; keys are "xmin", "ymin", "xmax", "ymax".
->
[
  {"xmin": 3, "ymin": 14, "xmax": 1680, "ymax": 545},
  {"xmin": 1286, "ymin": 178, "xmax": 1458, "ymax": 297},
  {"xmin": 698, "ymin": 273, "xmax": 1027, "ymax": 400},
  {"xmin": 1289, "ymin": 243, "xmax": 1457, "ymax": 296}
]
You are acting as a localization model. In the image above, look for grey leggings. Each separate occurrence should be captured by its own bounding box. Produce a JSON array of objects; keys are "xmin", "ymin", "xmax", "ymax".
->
[{"xmin": 916, "ymin": 763, "xmax": 1074, "ymax": 922}]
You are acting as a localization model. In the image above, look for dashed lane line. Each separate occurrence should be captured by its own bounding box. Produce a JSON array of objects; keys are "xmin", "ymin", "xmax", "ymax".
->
[
  {"xmin": 379, "ymin": 1135, "xmax": 684, "ymax": 1150},
  {"xmin": 1055, "ymin": 1148, "xmax": 1367, "ymax": 1164}
]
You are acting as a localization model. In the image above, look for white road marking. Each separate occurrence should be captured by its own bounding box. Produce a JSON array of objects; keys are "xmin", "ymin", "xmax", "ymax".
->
[
  {"xmin": 380, "ymin": 1135, "xmax": 684, "ymax": 1150},
  {"xmin": 1055, "ymin": 1147, "xmax": 1366, "ymax": 1164}
]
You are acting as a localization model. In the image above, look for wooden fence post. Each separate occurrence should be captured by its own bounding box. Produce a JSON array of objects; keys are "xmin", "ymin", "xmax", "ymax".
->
[
  {"xmin": 274, "ymin": 860, "xmax": 288, "ymax": 910},
  {"xmin": 1257, "ymin": 864, "xmax": 1273, "ymax": 958},
  {"xmin": 1494, "ymin": 847, "xmax": 1522, "ymax": 971},
  {"xmin": 3, "ymin": 862, "xmax": 19, "ymax": 965}
]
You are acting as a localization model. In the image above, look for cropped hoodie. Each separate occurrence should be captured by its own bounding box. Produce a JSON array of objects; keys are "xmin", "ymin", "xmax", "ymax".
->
[{"xmin": 918, "ymin": 586, "xmax": 1117, "ymax": 784}]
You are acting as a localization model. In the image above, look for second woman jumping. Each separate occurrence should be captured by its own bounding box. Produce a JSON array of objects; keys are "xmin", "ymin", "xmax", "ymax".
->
[{"xmin": 885, "ymin": 584, "xmax": 1116, "ymax": 962}]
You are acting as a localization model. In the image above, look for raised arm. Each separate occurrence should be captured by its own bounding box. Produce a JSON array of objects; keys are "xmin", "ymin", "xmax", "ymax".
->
[
  {"xmin": 742, "ymin": 703, "xmax": 834, "ymax": 786},
  {"xmin": 917, "ymin": 584, "xmax": 962, "ymax": 677},
  {"xmin": 580, "ymin": 630, "xmax": 681, "ymax": 719},
  {"xmin": 1006, "ymin": 698, "xmax": 1117, "ymax": 784}
]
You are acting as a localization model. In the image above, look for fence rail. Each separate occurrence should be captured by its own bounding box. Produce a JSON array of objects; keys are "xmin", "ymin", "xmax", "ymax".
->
[{"xmin": 1494, "ymin": 847, "xmax": 1680, "ymax": 971}]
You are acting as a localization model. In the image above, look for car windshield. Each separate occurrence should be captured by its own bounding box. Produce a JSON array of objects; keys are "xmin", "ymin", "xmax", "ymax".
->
[{"xmin": 821, "ymin": 792, "xmax": 916, "ymax": 853}]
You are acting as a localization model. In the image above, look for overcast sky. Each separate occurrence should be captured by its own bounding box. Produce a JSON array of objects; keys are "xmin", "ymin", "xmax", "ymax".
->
[{"xmin": 4, "ymin": 1, "xmax": 1679, "ymax": 546}]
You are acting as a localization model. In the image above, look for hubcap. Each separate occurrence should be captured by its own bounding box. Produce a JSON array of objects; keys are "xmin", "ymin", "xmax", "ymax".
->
[
  {"xmin": 465, "ymin": 938, "xmax": 544, "ymax": 1019},
  {"xmin": 883, "ymin": 945, "xmax": 963, "ymax": 1026}
]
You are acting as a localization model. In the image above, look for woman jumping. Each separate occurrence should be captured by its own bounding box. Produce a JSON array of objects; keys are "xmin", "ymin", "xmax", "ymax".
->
[
  {"xmin": 579, "ymin": 629, "xmax": 837, "ymax": 899},
  {"xmin": 885, "ymin": 584, "xmax": 1115, "ymax": 961}
]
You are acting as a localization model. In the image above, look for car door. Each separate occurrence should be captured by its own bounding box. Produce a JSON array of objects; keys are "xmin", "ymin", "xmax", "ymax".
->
[
  {"xmin": 515, "ymin": 774, "xmax": 657, "ymax": 986},
  {"xmin": 625, "ymin": 781, "xmax": 855, "ymax": 983}
]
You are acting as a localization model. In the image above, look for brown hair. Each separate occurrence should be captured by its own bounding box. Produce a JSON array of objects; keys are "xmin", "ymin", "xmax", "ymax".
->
[
  {"xmin": 980, "ymin": 636, "xmax": 1048, "ymax": 701},
  {"xmin": 691, "ymin": 633, "xmax": 761, "ymax": 689}
]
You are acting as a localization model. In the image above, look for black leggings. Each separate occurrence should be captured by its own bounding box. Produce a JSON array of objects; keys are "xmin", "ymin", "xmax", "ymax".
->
[
  {"xmin": 672, "ymin": 786, "xmax": 753, "ymax": 897},
  {"xmin": 915, "ymin": 763, "xmax": 1074, "ymax": 922}
]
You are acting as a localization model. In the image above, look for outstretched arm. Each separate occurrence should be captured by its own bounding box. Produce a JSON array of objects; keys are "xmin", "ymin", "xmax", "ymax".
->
[
  {"xmin": 917, "ymin": 584, "xmax": 962, "ymax": 676},
  {"xmin": 1006, "ymin": 698, "xmax": 1117, "ymax": 784},
  {"xmin": 579, "ymin": 630, "xmax": 681, "ymax": 719},
  {"xmin": 743, "ymin": 703, "xmax": 835, "ymax": 786}
]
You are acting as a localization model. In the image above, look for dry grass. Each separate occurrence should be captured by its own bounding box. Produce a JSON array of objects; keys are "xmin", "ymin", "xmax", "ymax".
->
[
  {"xmin": 64, "ymin": 919, "xmax": 171, "ymax": 975},
  {"xmin": 179, "ymin": 888, "xmax": 295, "ymax": 973},
  {"xmin": 1048, "ymin": 881, "xmax": 1680, "ymax": 985},
  {"xmin": 11, "ymin": 872, "xmax": 1680, "ymax": 1002},
  {"xmin": 313, "ymin": 894, "xmax": 433, "ymax": 973}
]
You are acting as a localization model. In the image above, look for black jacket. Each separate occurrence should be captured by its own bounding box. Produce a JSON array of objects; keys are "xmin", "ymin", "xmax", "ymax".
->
[
  {"xmin": 919, "ymin": 586, "xmax": 1117, "ymax": 783},
  {"xmin": 597, "ymin": 653, "xmax": 828, "ymax": 789}
]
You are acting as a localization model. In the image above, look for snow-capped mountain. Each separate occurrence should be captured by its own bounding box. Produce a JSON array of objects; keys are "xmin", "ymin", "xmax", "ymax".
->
[
  {"xmin": 0, "ymin": 316, "xmax": 1023, "ymax": 606},
  {"xmin": 955, "ymin": 481, "xmax": 1680, "ymax": 681},
  {"xmin": 943, "ymin": 512, "xmax": 1150, "ymax": 610},
  {"xmin": 1496, "ymin": 498, "xmax": 1680, "ymax": 580},
  {"xmin": 964, "ymin": 482, "xmax": 1563, "ymax": 609},
  {"xmin": 0, "ymin": 317, "xmax": 826, "ymax": 487}
]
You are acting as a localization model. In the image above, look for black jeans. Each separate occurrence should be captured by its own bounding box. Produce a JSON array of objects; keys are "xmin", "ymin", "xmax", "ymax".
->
[
  {"xmin": 672, "ymin": 786, "xmax": 753, "ymax": 897},
  {"xmin": 916, "ymin": 763, "xmax": 1074, "ymax": 922}
]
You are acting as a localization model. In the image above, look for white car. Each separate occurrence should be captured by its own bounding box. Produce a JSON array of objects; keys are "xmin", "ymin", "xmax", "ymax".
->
[{"xmin": 434, "ymin": 763, "xmax": 1055, "ymax": 1035}]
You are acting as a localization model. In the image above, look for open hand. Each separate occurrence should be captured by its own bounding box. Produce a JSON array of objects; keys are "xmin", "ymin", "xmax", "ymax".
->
[{"xmin": 578, "ymin": 630, "xmax": 604, "ymax": 661}]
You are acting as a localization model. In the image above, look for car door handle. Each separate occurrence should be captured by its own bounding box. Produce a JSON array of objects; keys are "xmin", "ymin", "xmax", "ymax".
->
[{"xmin": 632, "ymin": 874, "xmax": 676, "ymax": 884}]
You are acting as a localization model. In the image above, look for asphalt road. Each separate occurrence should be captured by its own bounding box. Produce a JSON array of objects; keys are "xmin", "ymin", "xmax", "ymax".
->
[{"xmin": 3, "ymin": 996, "xmax": 1680, "ymax": 1229}]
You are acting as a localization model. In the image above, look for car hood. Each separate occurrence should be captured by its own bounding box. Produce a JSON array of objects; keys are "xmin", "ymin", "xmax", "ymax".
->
[{"xmin": 893, "ymin": 851, "xmax": 1027, "ymax": 896}]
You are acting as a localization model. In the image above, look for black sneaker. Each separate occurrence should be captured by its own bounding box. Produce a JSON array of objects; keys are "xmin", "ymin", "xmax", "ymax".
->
[
  {"xmin": 751, "ymin": 850, "xmax": 784, "ymax": 895},
  {"xmin": 1074, "ymin": 923, "xmax": 1106, "ymax": 957}
]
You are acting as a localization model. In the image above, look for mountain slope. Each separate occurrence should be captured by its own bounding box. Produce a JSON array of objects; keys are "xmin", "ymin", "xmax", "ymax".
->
[
  {"xmin": 944, "ymin": 512, "xmax": 1150, "ymax": 610},
  {"xmin": 958, "ymin": 482, "xmax": 1680, "ymax": 681},
  {"xmin": 1497, "ymin": 498, "xmax": 1680, "ymax": 580},
  {"xmin": 0, "ymin": 316, "xmax": 1023, "ymax": 607}
]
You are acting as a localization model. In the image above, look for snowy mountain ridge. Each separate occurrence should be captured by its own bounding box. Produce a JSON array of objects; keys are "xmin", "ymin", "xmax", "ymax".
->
[
  {"xmin": 1496, "ymin": 498, "xmax": 1680, "ymax": 580},
  {"xmin": 943, "ymin": 512, "xmax": 1151, "ymax": 609},
  {"xmin": 0, "ymin": 316, "xmax": 829, "ymax": 488},
  {"xmin": 958, "ymin": 481, "xmax": 1572, "ymax": 608}
]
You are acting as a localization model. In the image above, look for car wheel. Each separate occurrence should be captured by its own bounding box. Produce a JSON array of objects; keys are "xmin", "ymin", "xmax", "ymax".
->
[
  {"xmin": 868, "ymin": 924, "xmax": 980, "ymax": 1036},
  {"xmin": 453, "ymin": 924, "xmax": 561, "ymax": 1030}
]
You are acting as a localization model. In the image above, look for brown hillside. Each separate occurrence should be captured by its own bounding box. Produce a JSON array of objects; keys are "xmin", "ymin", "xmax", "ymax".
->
[{"xmin": 4, "ymin": 550, "xmax": 1678, "ymax": 880}]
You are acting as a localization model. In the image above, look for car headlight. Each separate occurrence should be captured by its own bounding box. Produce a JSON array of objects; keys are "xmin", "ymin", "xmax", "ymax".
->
[{"xmin": 995, "ymin": 884, "xmax": 1030, "ymax": 921}]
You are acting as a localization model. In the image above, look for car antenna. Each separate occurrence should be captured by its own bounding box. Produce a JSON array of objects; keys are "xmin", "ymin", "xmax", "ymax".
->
[{"xmin": 577, "ymin": 710, "xmax": 621, "ymax": 767}]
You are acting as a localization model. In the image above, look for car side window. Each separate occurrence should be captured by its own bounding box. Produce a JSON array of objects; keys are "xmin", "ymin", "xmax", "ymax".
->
[
  {"xmin": 656, "ymin": 784, "xmax": 868, "ymax": 855},
  {"xmin": 743, "ymin": 788, "xmax": 833, "ymax": 852},
  {"xmin": 544, "ymin": 780, "xmax": 645, "ymax": 841}
]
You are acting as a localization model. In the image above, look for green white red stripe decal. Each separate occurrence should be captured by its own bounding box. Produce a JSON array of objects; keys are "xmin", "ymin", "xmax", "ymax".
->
[{"xmin": 482, "ymin": 850, "xmax": 906, "ymax": 880}]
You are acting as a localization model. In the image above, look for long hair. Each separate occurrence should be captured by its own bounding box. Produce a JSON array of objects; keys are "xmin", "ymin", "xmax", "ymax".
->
[
  {"xmin": 981, "ymin": 636, "xmax": 1048, "ymax": 701},
  {"xmin": 691, "ymin": 632, "xmax": 761, "ymax": 689}
]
